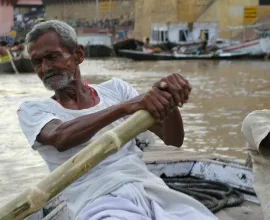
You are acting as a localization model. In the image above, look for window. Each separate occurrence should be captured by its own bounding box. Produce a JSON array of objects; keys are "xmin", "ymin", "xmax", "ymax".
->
[
  {"xmin": 179, "ymin": 30, "xmax": 188, "ymax": 42},
  {"xmin": 151, "ymin": 30, "xmax": 168, "ymax": 42},
  {"xmin": 260, "ymin": 0, "xmax": 270, "ymax": 5},
  {"xmin": 152, "ymin": 31, "xmax": 159, "ymax": 41}
]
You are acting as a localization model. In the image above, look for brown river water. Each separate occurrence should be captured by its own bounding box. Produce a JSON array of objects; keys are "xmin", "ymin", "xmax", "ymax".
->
[{"xmin": 0, "ymin": 58, "xmax": 269, "ymax": 205}]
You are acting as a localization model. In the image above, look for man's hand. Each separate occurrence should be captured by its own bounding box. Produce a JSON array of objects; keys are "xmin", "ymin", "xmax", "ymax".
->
[
  {"xmin": 122, "ymin": 73, "xmax": 191, "ymax": 121},
  {"xmin": 122, "ymin": 88, "xmax": 175, "ymax": 121},
  {"xmin": 154, "ymin": 73, "xmax": 192, "ymax": 107}
]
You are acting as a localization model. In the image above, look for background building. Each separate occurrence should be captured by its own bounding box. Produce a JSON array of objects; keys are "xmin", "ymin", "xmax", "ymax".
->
[
  {"xmin": 44, "ymin": 0, "xmax": 134, "ymax": 28},
  {"xmin": 0, "ymin": 0, "xmax": 44, "ymax": 36},
  {"xmin": 134, "ymin": 0, "xmax": 270, "ymax": 41}
]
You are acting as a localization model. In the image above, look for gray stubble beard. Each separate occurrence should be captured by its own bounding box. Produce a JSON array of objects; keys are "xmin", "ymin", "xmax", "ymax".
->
[{"xmin": 43, "ymin": 72, "xmax": 74, "ymax": 91}]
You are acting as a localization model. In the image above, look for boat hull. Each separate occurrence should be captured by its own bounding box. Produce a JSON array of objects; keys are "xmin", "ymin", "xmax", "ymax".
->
[
  {"xmin": 84, "ymin": 45, "xmax": 113, "ymax": 58},
  {"xmin": 26, "ymin": 148, "xmax": 258, "ymax": 220},
  {"xmin": 0, "ymin": 57, "xmax": 34, "ymax": 73},
  {"xmin": 118, "ymin": 49, "xmax": 248, "ymax": 61}
]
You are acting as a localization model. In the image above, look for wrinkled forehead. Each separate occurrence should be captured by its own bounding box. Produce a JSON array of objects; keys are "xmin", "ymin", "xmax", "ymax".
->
[{"xmin": 28, "ymin": 32, "xmax": 69, "ymax": 58}]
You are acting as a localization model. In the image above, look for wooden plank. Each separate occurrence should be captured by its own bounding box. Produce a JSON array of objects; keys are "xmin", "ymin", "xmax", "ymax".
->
[{"xmin": 143, "ymin": 144, "xmax": 224, "ymax": 164}]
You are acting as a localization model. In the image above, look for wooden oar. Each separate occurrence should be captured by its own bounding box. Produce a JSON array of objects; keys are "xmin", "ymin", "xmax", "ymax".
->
[
  {"xmin": 0, "ymin": 110, "xmax": 156, "ymax": 220},
  {"xmin": 6, "ymin": 49, "xmax": 19, "ymax": 74}
]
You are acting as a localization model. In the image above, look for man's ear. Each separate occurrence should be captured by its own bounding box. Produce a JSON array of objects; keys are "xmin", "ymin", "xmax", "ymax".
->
[{"xmin": 74, "ymin": 45, "xmax": 85, "ymax": 64}]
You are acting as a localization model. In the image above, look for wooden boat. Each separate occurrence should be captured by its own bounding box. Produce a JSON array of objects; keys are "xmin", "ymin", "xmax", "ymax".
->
[
  {"xmin": 113, "ymin": 38, "xmax": 145, "ymax": 56},
  {"xmin": 26, "ymin": 144, "xmax": 262, "ymax": 220},
  {"xmin": 84, "ymin": 44, "xmax": 113, "ymax": 58},
  {"xmin": 0, "ymin": 57, "xmax": 34, "ymax": 73},
  {"xmin": 117, "ymin": 49, "xmax": 249, "ymax": 61}
]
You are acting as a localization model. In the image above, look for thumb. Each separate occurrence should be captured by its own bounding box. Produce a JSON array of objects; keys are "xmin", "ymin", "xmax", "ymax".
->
[
  {"xmin": 158, "ymin": 81, "xmax": 167, "ymax": 90},
  {"xmin": 153, "ymin": 81, "xmax": 167, "ymax": 90}
]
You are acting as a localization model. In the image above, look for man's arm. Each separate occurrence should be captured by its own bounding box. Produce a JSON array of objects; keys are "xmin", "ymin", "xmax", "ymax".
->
[
  {"xmin": 149, "ymin": 108, "xmax": 184, "ymax": 147},
  {"xmin": 37, "ymin": 73, "xmax": 190, "ymax": 152},
  {"xmin": 37, "ymin": 104, "xmax": 128, "ymax": 152}
]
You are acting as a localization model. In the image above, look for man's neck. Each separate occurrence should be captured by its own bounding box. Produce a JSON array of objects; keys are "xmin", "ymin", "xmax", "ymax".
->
[{"xmin": 53, "ymin": 83, "xmax": 99, "ymax": 110}]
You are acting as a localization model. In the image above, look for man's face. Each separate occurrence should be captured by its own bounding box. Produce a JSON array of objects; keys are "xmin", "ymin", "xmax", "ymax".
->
[{"xmin": 28, "ymin": 31, "xmax": 83, "ymax": 91}]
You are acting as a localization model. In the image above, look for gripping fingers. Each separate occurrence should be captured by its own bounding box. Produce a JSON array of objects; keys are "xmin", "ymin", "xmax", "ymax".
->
[
  {"xmin": 154, "ymin": 91, "xmax": 172, "ymax": 118},
  {"xmin": 167, "ymin": 77, "xmax": 184, "ymax": 107},
  {"xmin": 155, "ymin": 88, "xmax": 176, "ymax": 112},
  {"xmin": 145, "ymin": 101, "xmax": 162, "ymax": 120},
  {"xmin": 149, "ymin": 94, "xmax": 166, "ymax": 120},
  {"xmin": 173, "ymin": 73, "xmax": 191, "ymax": 103}
]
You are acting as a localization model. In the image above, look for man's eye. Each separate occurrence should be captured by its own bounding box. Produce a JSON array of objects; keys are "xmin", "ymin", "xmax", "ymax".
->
[
  {"xmin": 44, "ymin": 54, "xmax": 58, "ymax": 61},
  {"xmin": 32, "ymin": 59, "xmax": 41, "ymax": 65}
]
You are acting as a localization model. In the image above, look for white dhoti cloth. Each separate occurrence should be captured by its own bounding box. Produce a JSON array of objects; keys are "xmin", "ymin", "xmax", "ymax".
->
[
  {"xmin": 242, "ymin": 110, "xmax": 270, "ymax": 220},
  {"xmin": 77, "ymin": 182, "xmax": 216, "ymax": 220}
]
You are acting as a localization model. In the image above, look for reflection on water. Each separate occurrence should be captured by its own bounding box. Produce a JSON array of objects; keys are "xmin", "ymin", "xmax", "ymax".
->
[{"xmin": 0, "ymin": 58, "xmax": 269, "ymax": 204}]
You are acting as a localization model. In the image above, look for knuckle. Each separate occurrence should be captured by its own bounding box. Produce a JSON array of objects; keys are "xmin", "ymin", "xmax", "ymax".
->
[
  {"xmin": 145, "ymin": 93, "xmax": 151, "ymax": 99},
  {"xmin": 164, "ymin": 101, "xmax": 170, "ymax": 107},
  {"xmin": 177, "ymin": 87, "xmax": 183, "ymax": 92}
]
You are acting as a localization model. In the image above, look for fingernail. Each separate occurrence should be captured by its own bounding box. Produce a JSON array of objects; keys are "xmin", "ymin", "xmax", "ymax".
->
[
  {"xmin": 160, "ymin": 81, "xmax": 167, "ymax": 89},
  {"xmin": 178, "ymin": 102, "xmax": 182, "ymax": 107}
]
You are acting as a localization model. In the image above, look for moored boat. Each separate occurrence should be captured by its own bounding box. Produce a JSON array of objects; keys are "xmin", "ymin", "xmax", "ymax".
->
[
  {"xmin": 26, "ymin": 145, "xmax": 262, "ymax": 220},
  {"xmin": 113, "ymin": 38, "xmax": 144, "ymax": 56},
  {"xmin": 0, "ymin": 56, "xmax": 34, "ymax": 73},
  {"xmin": 117, "ymin": 49, "xmax": 249, "ymax": 61},
  {"xmin": 84, "ymin": 44, "xmax": 114, "ymax": 58}
]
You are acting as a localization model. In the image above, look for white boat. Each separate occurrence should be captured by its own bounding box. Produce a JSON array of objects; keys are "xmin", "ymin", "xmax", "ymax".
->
[
  {"xmin": 26, "ymin": 145, "xmax": 263, "ymax": 220},
  {"xmin": 221, "ymin": 39, "xmax": 265, "ymax": 57},
  {"xmin": 117, "ymin": 49, "xmax": 248, "ymax": 61},
  {"xmin": 219, "ymin": 24, "xmax": 270, "ymax": 57}
]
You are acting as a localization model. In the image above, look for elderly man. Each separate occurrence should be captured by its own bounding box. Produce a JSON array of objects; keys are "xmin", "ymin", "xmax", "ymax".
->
[
  {"xmin": 17, "ymin": 20, "xmax": 216, "ymax": 220},
  {"xmin": 242, "ymin": 110, "xmax": 270, "ymax": 220}
]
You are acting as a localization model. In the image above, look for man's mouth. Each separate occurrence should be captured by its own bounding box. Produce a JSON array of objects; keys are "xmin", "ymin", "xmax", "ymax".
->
[{"xmin": 43, "ymin": 73, "xmax": 60, "ymax": 81}]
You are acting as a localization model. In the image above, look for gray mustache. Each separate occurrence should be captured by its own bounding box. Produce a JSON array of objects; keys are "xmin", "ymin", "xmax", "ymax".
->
[{"xmin": 43, "ymin": 71, "xmax": 62, "ymax": 81}]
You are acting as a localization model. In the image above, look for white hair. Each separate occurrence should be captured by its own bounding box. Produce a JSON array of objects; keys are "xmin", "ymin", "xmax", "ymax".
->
[{"xmin": 26, "ymin": 20, "xmax": 78, "ymax": 52}]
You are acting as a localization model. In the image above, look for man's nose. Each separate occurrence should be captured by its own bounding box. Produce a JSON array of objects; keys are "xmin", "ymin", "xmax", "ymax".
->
[{"xmin": 41, "ymin": 58, "xmax": 53, "ymax": 73}]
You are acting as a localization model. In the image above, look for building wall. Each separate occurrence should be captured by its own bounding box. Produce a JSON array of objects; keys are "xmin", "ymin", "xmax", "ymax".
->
[
  {"xmin": 258, "ymin": 6, "xmax": 270, "ymax": 17},
  {"xmin": 133, "ymin": 0, "xmax": 215, "ymax": 41},
  {"xmin": 0, "ymin": 4, "xmax": 14, "ymax": 34},
  {"xmin": 151, "ymin": 22, "xmax": 218, "ymax": 44},
  {"xmin": 197, "ymin": 0, "xmax": 270, "ymax": 38},
  {"xmin": 134, "ymin": 0, "xmax": 179, "ymax": 41},
  {"xmin": 45, "ymin": 0, "xmax": 134, "ymax": 21},
  {"xmin": 17, "ymin": 0, "xmax": 42, "ymax": 5},
  {"xmin": 177, "ymin": 0, "xmax": 215, "ymax": 22}
]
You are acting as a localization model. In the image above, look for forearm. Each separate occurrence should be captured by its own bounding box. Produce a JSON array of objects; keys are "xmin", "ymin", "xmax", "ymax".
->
[
  {"xmin": 150, "ymin": 108, "xmax": 184, "ymax": 147},
  {"xmin": 51, "ymin": 104, "xmax": 128, "ymax": 151}
]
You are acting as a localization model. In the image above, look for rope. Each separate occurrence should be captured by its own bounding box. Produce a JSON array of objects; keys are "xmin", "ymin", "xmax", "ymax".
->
[{"xmin": 162, "ymin": 176, "xmax": 244, "ymax": 213}]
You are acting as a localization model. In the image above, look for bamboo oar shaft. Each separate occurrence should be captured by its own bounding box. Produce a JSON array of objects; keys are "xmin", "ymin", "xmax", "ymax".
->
[
  {"xmin": 0, "ymin": 110, "xmax": 155, "ymax": 220},
  {"xmin": 6, "ymin": 49, "xmax": 19, "ymax": 74}
]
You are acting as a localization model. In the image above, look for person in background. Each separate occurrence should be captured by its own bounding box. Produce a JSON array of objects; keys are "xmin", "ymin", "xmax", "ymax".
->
[
  {"xmin": 11, "ymin": 41, "xmax": 20, "ymax": 57},
  {"xmin": 11, "ymin": 40, "xmax": 25, "ymax": 57},
  {"xmin": 143, "ymin": 37, "xmax": 162, "ymax": 54},
  {"xmin": 193, "ymin": 41, "xmax": 208, "ymax": 55}
]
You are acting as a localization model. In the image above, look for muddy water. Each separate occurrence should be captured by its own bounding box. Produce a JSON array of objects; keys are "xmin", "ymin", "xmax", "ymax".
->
[{"xmin": 0, "ymin": 58, "xmax": 269, "ymax": 204}]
